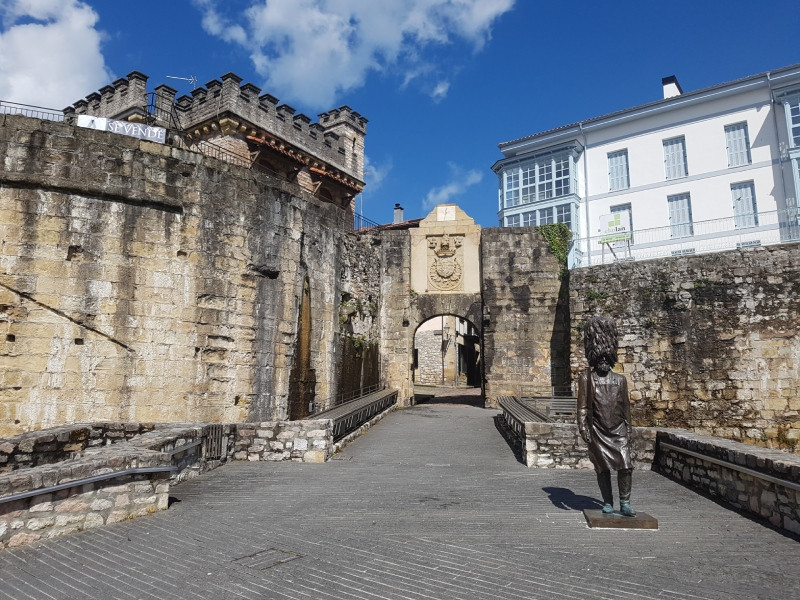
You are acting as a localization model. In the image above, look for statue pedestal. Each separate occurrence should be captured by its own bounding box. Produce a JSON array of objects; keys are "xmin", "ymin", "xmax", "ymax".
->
[{"xmin": 583, "ymin": 509, "xmax": 658, "ymax": 529}]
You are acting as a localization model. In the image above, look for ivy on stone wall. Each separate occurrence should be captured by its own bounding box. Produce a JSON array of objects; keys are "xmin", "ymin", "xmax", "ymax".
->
[{"xmin": 536, "ymin": 223, "xmax": 571, "ymax": 278}]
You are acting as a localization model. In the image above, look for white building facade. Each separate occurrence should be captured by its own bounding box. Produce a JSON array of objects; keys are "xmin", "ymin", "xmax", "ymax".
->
[{"xmin": 493, "ymin": 65, "xmax": 800, "ymax": 267}]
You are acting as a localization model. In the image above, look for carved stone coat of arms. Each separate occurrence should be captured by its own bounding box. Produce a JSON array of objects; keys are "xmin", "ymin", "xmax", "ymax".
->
[{"xmin": 428, "ymin": 234, "xmax": 463, "ymax": 291}]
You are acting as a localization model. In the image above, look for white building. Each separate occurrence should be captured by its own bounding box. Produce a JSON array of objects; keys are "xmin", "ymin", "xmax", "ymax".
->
[{"xmin": 492, "ymin": 64, "xmax": 800, "ymax": 267}]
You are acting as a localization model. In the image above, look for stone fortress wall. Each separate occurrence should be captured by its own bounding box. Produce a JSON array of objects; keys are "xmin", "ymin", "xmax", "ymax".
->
[
  {"xmin": 480, "ymin": 227, "xmax": 570, "ymax": 401},
  {"xmin": 570, "ymin": 245, "xmax": 800, "ymax": 451},
  {"xmin": 0, "ymin": 108, "xmax": 797, "ymax": 454},
  {"xmin": 0, "ymin": 113, "xmax": 375, "ymax": 437}
]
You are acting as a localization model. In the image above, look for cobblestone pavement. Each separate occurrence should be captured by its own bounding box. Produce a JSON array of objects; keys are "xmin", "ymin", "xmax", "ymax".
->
[{"xmin": 1, "ymin": 400, "xmax": 798, "ymax": 599}]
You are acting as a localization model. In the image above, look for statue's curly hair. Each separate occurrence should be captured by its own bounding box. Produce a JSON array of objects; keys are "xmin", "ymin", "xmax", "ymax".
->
[{"xmin": 583, "ymin": 315, "xmax": 618, "ymax": 367}]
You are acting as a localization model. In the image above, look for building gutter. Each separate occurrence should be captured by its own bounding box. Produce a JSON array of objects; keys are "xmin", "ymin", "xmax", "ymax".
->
[{"xmin": 579, "ymin": 121, "xmax": 591, "ymax": 266}]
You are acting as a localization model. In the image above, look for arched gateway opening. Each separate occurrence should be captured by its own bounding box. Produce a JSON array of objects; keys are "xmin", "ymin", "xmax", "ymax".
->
[{"xmin": 413, "ymin": 315, "xmax": 481, "ymax": 389}]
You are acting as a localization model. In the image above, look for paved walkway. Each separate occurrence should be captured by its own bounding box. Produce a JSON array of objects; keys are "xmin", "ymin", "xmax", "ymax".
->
[{"xmin": 1, "ymin": 400, "xmax": 798, "ymax": 599}]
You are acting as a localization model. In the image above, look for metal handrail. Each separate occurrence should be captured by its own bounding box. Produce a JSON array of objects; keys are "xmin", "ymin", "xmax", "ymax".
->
[
  {"xmin": 575, "ymin": 208, "xmax": 800, "ymax": 267},
  {"xmin": 0, "ymin": 466, "xmax": 176, "ymax": 505},
  {"xmin": 516, "ymin": 385, "xmax": 575, "ymax": 398},
  {"xmin": 0, "ymin": 100, "xmax": 65, "ymax": 122},
  {"xmin": 354, "ymin": 213, "xmax": 381, "ymax": 230},
  {"xmin": 312, "ymin": 383, "xmax": 386, "ymax": 414}
]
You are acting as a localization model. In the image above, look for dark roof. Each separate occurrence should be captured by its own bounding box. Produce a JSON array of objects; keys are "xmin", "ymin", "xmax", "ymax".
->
[
  {"xmin": 357, "ymin": 218, "xmax": 423, "ymax": 232},
  {"xmin": 499, "ymin": 63, "xmax": 800, "ymax": 150}
]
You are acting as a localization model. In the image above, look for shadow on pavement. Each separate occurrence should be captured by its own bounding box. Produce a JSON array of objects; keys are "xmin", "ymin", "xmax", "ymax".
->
[
  {"xmin": 493, "ymin": 414, "xmax": 525, "ymax": 464},
  {"xmin": 414, "ymin": 394, "xmax": 485, "ymax": 408},
  {"xmin": 542, "ymin": 486, "xmax": 603, "ymax": 511},
  {"xmin": 413, "ymin": 385, "xmax": 484, "ymax": 408}
]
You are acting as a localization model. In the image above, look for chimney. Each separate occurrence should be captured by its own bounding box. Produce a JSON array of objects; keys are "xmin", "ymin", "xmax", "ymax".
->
[
  {"xmin": 393, "ymin": 203, "xmax": 404, "ymax": 224},
  {"xmin": 662, "ymin": 75, "xmax": 683, "ymax": 99}
]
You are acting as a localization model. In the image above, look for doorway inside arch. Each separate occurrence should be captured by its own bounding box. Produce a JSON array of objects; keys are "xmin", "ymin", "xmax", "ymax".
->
[{"xmin": 413, "ymin": 315, "xmax": 481, "ymax": 403}]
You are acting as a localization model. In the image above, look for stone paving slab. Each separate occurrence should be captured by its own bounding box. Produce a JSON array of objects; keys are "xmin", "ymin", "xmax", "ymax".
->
[{"xmin": 0, "ymin": 402, "xmax": 798, "ymax": 599}]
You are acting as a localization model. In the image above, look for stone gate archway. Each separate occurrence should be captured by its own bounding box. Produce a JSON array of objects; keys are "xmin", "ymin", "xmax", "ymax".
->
[{"xmin": 378, "ymin": 204, "xmax": 569, "ymax": 408}]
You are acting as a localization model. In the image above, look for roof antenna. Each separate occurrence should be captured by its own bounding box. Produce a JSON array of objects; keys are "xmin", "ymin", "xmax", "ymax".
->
[{"xmin": 166, "ymin": 75, "xmax": 198, "ymax": 88}]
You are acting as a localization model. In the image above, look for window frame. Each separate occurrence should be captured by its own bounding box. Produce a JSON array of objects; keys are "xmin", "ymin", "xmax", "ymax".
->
[
  {"xmin": 607, "ymin": 149, "xmax": 630, "ymax": 191},
  {"xmin": 731, "ymin": 181, "xmax": 758, "ymax": 228},
  {"xmin": 663, "ymin": 136, "xmax": 688, "ymax": 180},
  {"xmin": 724, "ymin": 122, "xmax": 752, "ymax": 168},
  {"xmin": 667, "ymin": 192, "xmax": 694, "ymax": 238},
  {"xmin": 500, "ymin": 151, "xmax": 576, "ymax": 209},
  {"xmin": 786, "ymin": 96, "xmax": 800, "ymax": 148}
]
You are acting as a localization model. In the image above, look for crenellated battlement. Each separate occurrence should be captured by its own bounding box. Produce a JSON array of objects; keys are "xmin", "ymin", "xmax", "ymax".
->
[
  {"xmin": 65, "ymin": 71, "xmax": 150, "ymax": 122},
  {"xmin": 64, "ymin": 71, "xmax": 368, "ymax": 185}
]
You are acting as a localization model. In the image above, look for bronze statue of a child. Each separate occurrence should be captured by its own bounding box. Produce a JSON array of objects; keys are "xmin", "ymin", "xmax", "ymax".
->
[{"xmin": 577, "ymin": 315, "xmax": 636, "ymax": 516}]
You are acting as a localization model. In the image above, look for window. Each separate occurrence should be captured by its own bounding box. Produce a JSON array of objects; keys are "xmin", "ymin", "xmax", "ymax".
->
[
  {"xmin": 521, "ymin": 210, "xmax": 536, "ymax": 226},
  {"xmin": 788, "ymin": 97, "xmax": 800, "ymax": 147},
  {"xmin": 521, "ymin": 165, "xmax": 535, "ymax": 204},
  {"xmin": 505, "ymin": 171, "xmax": 520, "ymax": 207},
  {"xmin": 500, "ymin": 151, "xmax": 575, "ymax": 210},
  {"xmin": 506, "ymin": 214, "xmax": 520, "ymax": 227},
  {"xmin": 608, "ymin": 150, "xmax": 629, "ymax": 191},
  {"xmin": 539, "ymin": 207, "xmax": 554, "ymax": 224},
  {"xmin": 725, "ymin": 123, "xmax": 751, "ymax": 167},
  {"xmin": 663, "ymin": 136, "xmax": 688, "ymax": 179},
  {"xmin": 554, "ymin": 155, "xmax": 570, "ymax": 196},
  {"xmin": 556, "ymin": 204, "xmax": 572, "ymax": 229},
  {"xmin": 667, "ymin": 193, "xmax": 694, "ymax": 238},
  {"xmin": 731, "ymin": 182, "xmax": 758, "ymax": 228},
  {"xmin": 610, "ymin": 203, "xmax": 633, "ymax": 244},
  {"xmin": 537, "ymin": 162, "xmax": 553, "ymax": 199}
]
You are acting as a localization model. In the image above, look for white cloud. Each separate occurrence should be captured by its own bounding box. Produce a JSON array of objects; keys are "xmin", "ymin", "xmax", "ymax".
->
[
  {"xmin": 364, "ymin": 154, "xmax": 392, "ymax": 191},
  {"xmin": 423, "ymin": 163, "xmax": 483, "ymax": 210},
  {"xmin": 0, "ymin": 0, "xmax": 111, "ymax": 108},
  {"xmin": 430, "ymin": 80, "xmax": 450, "ymax": 102},
  {"xmin": 195, "ymin": 0, "xmax": 515, "ymax": 108}
]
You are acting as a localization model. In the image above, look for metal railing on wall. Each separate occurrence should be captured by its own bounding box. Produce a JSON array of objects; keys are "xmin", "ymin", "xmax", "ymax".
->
[
  {"xmin": 311, "ymin": 382, "xmax": 386, "ymax": 414},
  {"xmin": 354, "ymin": 213, "xmax": 381, "ymax": 231},
  {"xmin": 514, "ymin": 384, "xmax": 575, "ymax": 398},
  {"xmin": 0, "ymin": 100, "xmax": 66, "ymax": 122},
  {"xmin": 574, "ymin": 208, "xmax": 800, "ymax": 267}
]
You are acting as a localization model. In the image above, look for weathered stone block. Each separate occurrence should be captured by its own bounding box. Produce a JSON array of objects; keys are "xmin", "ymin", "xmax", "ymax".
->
[
  {"xmin": 303, "ymin": 450, "xmax": 326, "ymax": 463},
  {"xmin": 8, "ymin": 532, "xmax": 40, "ymax": 548}
]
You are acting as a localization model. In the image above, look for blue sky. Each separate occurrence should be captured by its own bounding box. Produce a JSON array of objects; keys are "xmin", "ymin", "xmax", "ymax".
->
[{"xmin": 1, "ymin": 0, "xmax": 798, "ymax": 227}]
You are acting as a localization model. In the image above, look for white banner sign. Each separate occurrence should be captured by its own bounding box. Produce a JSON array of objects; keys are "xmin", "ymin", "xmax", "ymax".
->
[{"xmin": 77, "ymin": 115, "xmax": 166, "ymax": 144}]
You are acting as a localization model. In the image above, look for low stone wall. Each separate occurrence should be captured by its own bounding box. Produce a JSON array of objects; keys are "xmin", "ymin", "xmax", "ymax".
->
[
  {"xmin": 0, "ymin": 418, "xmax": 334, "ymax": 551},
  {"xmin": 655, "ymin": 429, "xmax": 800, "ymax": 536},
  {"xmin": 521, "ymin": 422, "xmax": 657, "ymax": 470},
  {"xmin": 0, "ymin": 450, "xmax": 171, "ymax": 550},
  {"xmin": 0, "ymin": 423, "xmax": 156, "ymax": 473},
  {"xmin": 233, "ymin": 420, "xmax": 333, "ymax": 463},
  {"xmin": 126, "ymin": 424, "xmax": 231, "ymax": 483},
  {"xmin": 499, "ymin": 400, "xmax": 657, "ymax": 469}
]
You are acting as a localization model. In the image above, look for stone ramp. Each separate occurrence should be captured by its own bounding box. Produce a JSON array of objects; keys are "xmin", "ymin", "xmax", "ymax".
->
[{"xmin": 1, "ymin": 403, "xmax": 799, "ymax": 599}]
